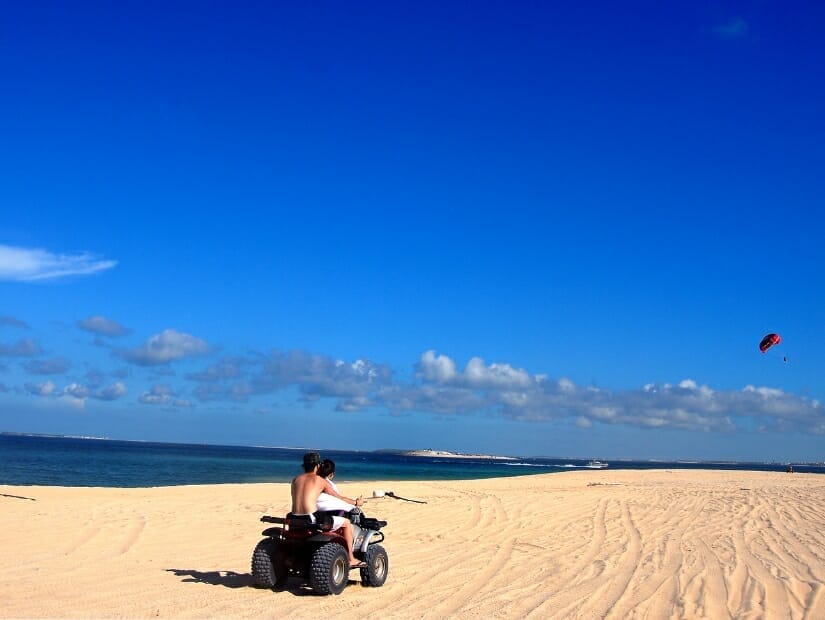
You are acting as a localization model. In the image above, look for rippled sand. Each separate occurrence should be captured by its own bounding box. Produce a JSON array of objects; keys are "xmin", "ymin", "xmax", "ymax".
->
[{"xmin": 1, "ymin": 470, "xmax": 823, "ymax": 618}]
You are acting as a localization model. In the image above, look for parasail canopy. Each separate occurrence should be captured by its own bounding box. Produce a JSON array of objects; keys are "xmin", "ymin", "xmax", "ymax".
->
[{"xmin": 759, "ymin": 333, "xmax": 781, "ymax": 353}]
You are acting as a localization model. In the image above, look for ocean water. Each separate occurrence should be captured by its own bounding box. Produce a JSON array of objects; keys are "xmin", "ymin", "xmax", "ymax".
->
[{"xmin": 1, "ymin": 434, "xmax": 821, "ymax": 488}]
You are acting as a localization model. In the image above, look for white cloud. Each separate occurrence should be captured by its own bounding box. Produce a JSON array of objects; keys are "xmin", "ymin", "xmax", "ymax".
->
[
  {"xmin": 0, "ymin": 244, "xmax": 116, "ymax": 282},
  {"xmin": 417, "ymin": 351, "xmax": 532, "ymax": 389},
  {"xmin": 742, "ymin": 385, "xmax": 783, "ymax": 398},
  {"xmin": 251, "ymin": 350, "xmax": 391, "ymax": 405},
  {"xmin": 417, "ymin": 350, "xmax": 457, "ymax": 383},
  {"xmin": 96, "ymin": 382, "xmax": 127, "ymax": 401},
  {"xmin": 378, "ymin": 354, "xmax": 824, "ymax": 435},
  {"xmin": 138, "ymin": 385, "xmax": 189, "ymax": 408},
  {"xmin": 176, "ymin": 348, "xmax": 824, "ymax": 435},
  {"xmin": 139, "ymin": 384, "xmax": 174, "ymax": 405},
  {"xmin": 25, "ymin": 380, "xmax": 57, "ymax": 396},
  {"xmin": 121, "ymin": 329, "xmax": 210, "ymax": 366},
  {"xmin": 464, "ymin": 357, "xmax": 532, "ymax": 388},
  {"xmin": 558, "ymin": 378, "xmax": 575, "ymax": 392},
  {"xmin": 63, "ymin": 383, "xmax": 90, "ymax": 400},
  {"xmin": 21, "ymin": 378, "xmax": 126, "ymax": 404},
  {"xmin": 22, "ymin": 334, "xmax": 815, "ymax": 437},
  {"xmin": 336, "ymin": 396, "xmax": 371, "ymax": 412}
]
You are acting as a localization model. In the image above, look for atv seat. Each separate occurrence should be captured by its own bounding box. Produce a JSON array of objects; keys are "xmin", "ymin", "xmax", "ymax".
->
[{"xmin": 285, "ymin": 512, "xmax": 335, "ymax": 533}]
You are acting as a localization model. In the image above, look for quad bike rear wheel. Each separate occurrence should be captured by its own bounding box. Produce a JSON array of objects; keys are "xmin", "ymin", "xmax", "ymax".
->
[
  {"xmin": 360, "ymin": 544, "xmax": 388, "ymax": 587},
  {"xmin": 251, "ymin": 539, "xmax": 287, "ymax": 588},
  {"xmin": 309, "ymin": 542, "xmax": 349, "ymax": 595}
]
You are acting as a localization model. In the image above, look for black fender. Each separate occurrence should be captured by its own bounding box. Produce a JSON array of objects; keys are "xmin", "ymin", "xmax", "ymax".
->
[{"xmin": 307, "ymin": 532, "xmax": 346, "ymax": 546}]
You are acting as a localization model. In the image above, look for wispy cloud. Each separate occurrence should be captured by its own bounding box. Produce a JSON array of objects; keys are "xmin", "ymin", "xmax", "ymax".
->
[
  {"xmin": 0, "ymin": 244, "xmax": 117, "ymax": 282},
  {"xmin": 78, "ymin": 316, "xmax": 129, "ymax": 337},
  {"xmin": 23, "ymin": 357, "xmax": 71, "ymax": 375},
  {"xmin": 120, "ymin": 329, "xmax": 210, "ymax": 366},
  {"xmin": 711, "ymin": 16, "xmax": 749, "ymax": 39},
  {"xmin": 0, "ymin": 316, "xmax": 29, "ymax": 329},
  {"xmin": 0, "ymin": 338, "xmax": 43, "ymax": 357},
  {"xmin": 138, "ymin": 384, "xmax": 189, "ymax": 408}
]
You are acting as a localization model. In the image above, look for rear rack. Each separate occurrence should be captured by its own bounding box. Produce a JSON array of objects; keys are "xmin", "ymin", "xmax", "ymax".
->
[{"xmin": 261, "ymin": 515, "xmax": 286, "ymax": 524}]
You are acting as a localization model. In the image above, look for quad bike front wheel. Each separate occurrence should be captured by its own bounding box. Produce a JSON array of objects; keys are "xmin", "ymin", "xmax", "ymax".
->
[
  {"xmin": 251, "ymin": 539, "xmax": 287, "ymax": 588},
  {"xmin": 360, "ymin": 544, "xmax": 388, "ymax": 587},
  {"xmin": 309, "ymin": 542, "xmax": 349, "ymax": 595}
]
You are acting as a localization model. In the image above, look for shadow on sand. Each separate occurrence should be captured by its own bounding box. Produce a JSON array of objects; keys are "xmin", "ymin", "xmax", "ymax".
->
[
  {"xmin": 1, "ymin": 493, "xmax": 36, "ymax": 501},
  {"xmin": 165, "ymin": 568, "xmax": 357, "ymax": 597},
  {"xmin": 165, "ymin": 568, "xmax": 252, "ymax": 589}
]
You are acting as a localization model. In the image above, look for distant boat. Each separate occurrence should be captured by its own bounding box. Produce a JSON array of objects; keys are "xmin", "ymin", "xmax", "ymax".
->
[{"xmin": 585, "ymin": 460, "xmax": 609, "ymax": 469}]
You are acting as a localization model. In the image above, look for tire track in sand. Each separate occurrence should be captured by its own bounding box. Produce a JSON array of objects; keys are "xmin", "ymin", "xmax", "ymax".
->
[
  {"xmin": 507, "ymin": 496, "xmax": 611, "ymax": 617},
  {"xmin": 562, "ymin": 497, "xmax": 642, "ymax": 619},
  {"xmin": 604, "ymin": 490, "xmax": 707, "ymax": 619},
  {"xmin": 433, "ymin": 493, "xmax": 517, "ymax": 617},
  {"xmin": 370, "ymin": 489, "xmax": 518, "ymax": 618},
  {"xmin": 116, "ymin": 516, "xmax": 146, "ymax": 555},
  {"xmin": 371, "ymin": 485, "xmax": 488, "ymax": 609}
]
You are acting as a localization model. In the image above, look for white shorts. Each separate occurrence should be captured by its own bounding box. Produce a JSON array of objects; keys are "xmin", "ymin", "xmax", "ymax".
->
[{"xmin": 331, "ymin": 515, "xmax": 347, "ymax": 530}]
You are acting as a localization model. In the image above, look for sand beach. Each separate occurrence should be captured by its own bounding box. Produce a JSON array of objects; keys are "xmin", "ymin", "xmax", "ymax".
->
[{"xmin": 1, "ymin": 469, "xmax": 823, "ymax": 619}]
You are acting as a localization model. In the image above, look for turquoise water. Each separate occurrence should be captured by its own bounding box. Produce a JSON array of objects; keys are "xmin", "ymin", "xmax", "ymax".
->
[{"xmin": 1, "ymin": 434, "xmax": 820, "ymax": 487}]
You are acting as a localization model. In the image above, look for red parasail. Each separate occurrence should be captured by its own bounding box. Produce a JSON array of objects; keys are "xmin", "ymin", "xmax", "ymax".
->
[{"xmin": 759, "ymin": 333, "xmax": 781, "ymax": 353}]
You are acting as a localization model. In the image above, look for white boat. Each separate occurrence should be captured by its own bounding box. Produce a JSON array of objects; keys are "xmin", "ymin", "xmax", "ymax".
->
[{"xmin": 585, "ymin": 460, "xmax": 609, "ymax": 469}]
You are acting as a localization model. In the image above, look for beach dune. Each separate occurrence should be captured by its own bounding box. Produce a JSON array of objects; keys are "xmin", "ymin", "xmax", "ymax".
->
[{"xmin": 1, "ymin": 470, "xmax": 823, "ymax": 619}]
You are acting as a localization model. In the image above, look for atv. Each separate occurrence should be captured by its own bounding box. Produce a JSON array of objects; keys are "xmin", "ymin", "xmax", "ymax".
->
[{"xmin": 251, "ymin": 508, "xmax": 388, "ymax": 595}]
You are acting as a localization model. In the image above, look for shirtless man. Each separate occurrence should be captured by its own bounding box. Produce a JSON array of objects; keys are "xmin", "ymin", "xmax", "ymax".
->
[{"xmin": 291, "ymin": 451, "xmax": 365, "ymax": 568}]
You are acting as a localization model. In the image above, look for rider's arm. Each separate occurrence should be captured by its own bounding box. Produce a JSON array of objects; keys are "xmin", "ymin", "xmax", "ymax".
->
[{"xmin": 322, "ymin": 478, "xmax": 364, "ymax": 507}]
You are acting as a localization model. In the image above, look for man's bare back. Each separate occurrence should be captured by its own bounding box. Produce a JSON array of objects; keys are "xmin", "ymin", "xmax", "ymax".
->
[{"xmin": 291, "ymin": 471, "xmax": 329, "ymax": 515}]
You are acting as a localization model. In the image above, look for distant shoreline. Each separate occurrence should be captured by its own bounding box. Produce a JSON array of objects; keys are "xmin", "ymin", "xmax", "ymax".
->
[
  {"xmin": 4, "ymin": 433, "xmax": 821, "ymax": 467},
  {"xmin": 403, "ymin": 449, "xmax": 517, "ymax": 461}
]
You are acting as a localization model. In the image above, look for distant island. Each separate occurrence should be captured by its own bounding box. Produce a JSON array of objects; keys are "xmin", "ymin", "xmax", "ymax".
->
[
  {"xmin": 403, "ymin": 449, "xmax": 517, "ymax": 461},
  {"xmin": 1, "ymin": 431, "xmax": 111, "ymax": 440}
]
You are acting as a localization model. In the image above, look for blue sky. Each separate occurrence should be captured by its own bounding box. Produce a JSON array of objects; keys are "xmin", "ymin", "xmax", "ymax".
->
[{"xmin": 1, "ymin": 1, "xmax": 823, "ymax": 461}]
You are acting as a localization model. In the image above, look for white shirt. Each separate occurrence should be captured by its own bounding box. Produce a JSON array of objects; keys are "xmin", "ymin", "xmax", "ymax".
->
[{"xmin": 317, "ymin": 478, "xmax": 354, "ymax": 513}]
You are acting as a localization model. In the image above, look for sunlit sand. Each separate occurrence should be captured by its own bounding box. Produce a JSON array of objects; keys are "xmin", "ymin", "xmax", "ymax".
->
[{"xmin": 1, "ymin": 470, "xmax": 823, "ymax": 619}]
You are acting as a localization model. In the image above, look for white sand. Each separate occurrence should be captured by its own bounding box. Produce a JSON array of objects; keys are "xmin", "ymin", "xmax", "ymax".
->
[{"xmin": 1, "ymin": 470, "xmax": 823, "ymax": 619}]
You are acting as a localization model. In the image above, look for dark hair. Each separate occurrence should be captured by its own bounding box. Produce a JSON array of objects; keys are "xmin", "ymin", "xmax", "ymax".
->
[
  {"xmin": 317, "ymin": 458, "xmax": 336, "ymax": 478},
  {"xmin": 302, "ymin": 451, "xmax": 321, "ymax": 472}
]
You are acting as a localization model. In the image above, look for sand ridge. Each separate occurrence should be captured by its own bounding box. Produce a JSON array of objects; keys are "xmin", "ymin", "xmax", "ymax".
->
[{"xmin": 1, "ymin": 470, "xmax": 823, "ymax": 619}]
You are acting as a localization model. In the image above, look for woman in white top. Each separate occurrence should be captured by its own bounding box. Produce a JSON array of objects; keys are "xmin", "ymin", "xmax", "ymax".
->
[{"xmin": 317, "ymin": 459, "xmax": 357, "ymax": 514}]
